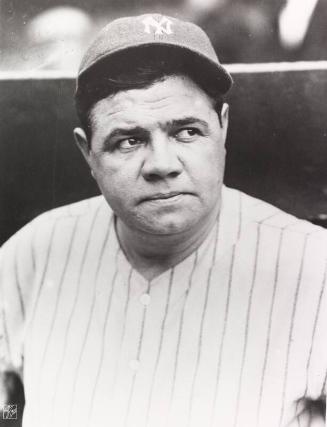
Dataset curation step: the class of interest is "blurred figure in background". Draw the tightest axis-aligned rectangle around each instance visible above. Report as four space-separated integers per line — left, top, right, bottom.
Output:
278 0 319 50
278 0 327 60
186 0 327 63
21 6 94 72
191 0 276 63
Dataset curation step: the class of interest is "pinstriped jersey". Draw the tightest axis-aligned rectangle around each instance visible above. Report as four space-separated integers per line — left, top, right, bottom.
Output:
1 186 327 427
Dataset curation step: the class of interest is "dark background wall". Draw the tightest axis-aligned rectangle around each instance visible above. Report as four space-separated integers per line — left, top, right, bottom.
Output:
1 64 327 245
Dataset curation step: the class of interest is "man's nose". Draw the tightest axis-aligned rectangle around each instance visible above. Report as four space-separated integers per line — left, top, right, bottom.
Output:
141 135 183 181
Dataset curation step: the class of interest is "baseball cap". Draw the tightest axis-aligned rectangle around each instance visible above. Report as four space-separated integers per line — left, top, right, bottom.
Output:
76 13 233 94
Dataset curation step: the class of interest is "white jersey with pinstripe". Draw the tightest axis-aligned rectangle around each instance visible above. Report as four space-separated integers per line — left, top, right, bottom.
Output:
1 186 327 427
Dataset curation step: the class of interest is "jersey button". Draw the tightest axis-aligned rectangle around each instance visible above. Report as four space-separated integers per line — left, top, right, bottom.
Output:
129 359 140 371
139 293 151 306
46 279 55 289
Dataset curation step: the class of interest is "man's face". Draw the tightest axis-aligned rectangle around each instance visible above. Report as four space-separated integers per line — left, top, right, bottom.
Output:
75 75 228 235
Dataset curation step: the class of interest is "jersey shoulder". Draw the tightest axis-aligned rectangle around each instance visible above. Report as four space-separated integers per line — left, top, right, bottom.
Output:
31 194 107 222
223 185 327 238
0 195 112 257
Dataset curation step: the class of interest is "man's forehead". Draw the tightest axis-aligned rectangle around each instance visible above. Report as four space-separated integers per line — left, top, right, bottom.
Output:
91 75 215 119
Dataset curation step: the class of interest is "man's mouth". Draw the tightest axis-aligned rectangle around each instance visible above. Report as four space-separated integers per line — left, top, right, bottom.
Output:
140 191 192 203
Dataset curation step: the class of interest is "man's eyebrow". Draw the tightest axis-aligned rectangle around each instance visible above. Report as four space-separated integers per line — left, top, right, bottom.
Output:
102 126 147 149
168 117 209 131
108 126 147 139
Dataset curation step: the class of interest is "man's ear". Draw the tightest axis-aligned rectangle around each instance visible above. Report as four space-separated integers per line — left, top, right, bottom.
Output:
221 103 229 128
73 127 91 164
221 103 229 145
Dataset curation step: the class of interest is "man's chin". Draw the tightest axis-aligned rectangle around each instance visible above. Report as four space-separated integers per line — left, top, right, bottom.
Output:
134 213 201 236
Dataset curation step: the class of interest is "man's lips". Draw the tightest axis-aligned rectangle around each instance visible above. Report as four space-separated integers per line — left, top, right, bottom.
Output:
139 191 193 203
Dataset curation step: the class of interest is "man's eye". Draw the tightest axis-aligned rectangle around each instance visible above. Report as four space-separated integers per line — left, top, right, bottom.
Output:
118 138 143 151
175 128 200 142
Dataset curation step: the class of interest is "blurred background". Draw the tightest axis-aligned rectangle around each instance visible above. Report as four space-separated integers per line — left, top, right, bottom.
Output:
0 0 327 72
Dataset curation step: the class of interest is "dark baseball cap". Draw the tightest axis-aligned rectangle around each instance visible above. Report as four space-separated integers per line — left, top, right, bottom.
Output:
76 13 233 94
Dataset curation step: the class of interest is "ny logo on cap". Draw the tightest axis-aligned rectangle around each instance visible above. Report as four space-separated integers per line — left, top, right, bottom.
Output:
142 16 173 36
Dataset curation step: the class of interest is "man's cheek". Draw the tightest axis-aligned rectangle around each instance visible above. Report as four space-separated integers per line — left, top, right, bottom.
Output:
94 163 119 183
204 149 225 173
101 175 135 204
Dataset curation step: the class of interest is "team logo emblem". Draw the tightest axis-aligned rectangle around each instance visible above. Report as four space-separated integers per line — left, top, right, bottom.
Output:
142 16 173 36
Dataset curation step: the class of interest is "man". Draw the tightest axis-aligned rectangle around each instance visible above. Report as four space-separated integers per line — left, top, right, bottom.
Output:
1 13 327 427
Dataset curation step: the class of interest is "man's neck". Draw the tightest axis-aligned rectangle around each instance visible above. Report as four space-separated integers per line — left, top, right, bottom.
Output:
116 204 220 281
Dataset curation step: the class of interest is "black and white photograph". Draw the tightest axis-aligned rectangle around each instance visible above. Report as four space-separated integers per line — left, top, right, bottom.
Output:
1 0 327 426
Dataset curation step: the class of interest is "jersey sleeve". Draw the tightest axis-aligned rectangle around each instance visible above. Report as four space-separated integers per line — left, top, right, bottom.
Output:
0 222 36 377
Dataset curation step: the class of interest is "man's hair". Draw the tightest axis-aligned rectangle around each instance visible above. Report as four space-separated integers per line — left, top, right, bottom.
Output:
75 46 225 143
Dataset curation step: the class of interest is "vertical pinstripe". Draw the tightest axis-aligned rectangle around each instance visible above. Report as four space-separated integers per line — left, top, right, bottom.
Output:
144 268 175 426
233 223 261 427
303 257 327 394
27 219 59 334
122 267 134 339
256 228 285 425
210 193 243 423
278 234 309 426
0 304 11 362
86 249 120 426
14 244 25 319
112 265 134 392
124 277 154 427
49 204 102 423
67 216 114 427
187 219 220 426
30 230 36 273
167 251 198 411
321 370 327 395
1 254 10 361
38 217 79 377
